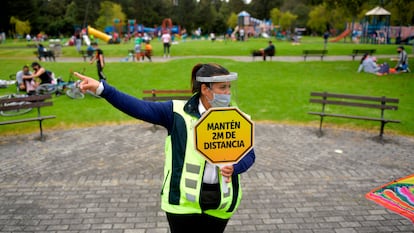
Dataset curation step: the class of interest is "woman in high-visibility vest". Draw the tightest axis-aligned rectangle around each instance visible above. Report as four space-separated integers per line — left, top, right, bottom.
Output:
74 63 255 233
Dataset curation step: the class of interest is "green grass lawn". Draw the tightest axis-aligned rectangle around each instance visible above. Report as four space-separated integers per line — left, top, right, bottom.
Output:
0 37 413 137
0 36 404 57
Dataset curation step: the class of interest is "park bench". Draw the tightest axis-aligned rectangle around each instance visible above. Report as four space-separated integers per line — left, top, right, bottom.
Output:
0 94 56 140
142 89 193 102
251 49 275 61
351 49 376 61
303 50 327 61
79 50 94 62
34 50 55 61
308 91 400 141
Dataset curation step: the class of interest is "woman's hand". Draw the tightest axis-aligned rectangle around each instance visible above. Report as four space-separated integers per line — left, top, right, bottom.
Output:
73 72 100 93
220 165 234 183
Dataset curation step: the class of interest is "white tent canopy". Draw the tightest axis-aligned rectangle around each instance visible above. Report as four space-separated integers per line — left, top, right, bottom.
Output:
365 6 391 16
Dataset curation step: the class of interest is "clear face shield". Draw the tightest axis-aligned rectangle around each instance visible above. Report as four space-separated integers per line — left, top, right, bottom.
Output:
196 72 238 107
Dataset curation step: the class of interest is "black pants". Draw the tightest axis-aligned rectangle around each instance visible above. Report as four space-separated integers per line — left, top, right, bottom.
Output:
166 212 229 233
163 43 170 55
97 63 106 81
166 183 228 233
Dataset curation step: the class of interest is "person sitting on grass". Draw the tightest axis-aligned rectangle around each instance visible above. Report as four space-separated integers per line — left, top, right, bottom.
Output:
23 62 55 88
391 46 410 73
357 54 389 76
16 65 32 92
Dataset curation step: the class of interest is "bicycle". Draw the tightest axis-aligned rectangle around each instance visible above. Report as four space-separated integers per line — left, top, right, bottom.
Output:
35 71 85 99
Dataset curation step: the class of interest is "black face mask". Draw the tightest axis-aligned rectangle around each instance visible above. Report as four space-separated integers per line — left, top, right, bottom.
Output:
398 50 402 53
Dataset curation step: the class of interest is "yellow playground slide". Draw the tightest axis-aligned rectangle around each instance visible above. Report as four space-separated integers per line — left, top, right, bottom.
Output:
88 26 111 43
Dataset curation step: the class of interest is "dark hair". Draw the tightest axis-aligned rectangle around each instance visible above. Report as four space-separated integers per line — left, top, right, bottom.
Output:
91 42 98 46
360 53 369 64
398 46 405 50
191 63 230 93
31 62 40 68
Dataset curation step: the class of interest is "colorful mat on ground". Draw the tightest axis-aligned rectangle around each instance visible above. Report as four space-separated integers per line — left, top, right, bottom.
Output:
366 174 414 223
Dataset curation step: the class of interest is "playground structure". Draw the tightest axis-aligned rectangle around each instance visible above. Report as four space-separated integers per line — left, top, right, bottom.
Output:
330 6 414 44
88 26 111 43
361 6 391 44
330 29 351 42
232 11 273 40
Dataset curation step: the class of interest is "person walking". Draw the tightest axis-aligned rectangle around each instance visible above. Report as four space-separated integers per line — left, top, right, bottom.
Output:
74 29 82 52
90 42 106 81
323 31 329 49
161 30 172 58
74 63 255 233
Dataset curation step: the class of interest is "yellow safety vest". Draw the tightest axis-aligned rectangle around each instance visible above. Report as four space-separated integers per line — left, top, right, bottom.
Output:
160 100 242 219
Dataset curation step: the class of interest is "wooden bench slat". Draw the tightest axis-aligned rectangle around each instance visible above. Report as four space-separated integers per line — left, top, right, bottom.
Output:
309 99 398 110
0 94 54 111
0 116 56 125
310 92 399 103
0 94 52 103
0 101 53 111
308 112 400 123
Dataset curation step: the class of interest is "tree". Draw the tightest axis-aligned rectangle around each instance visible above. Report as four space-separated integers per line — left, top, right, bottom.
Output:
9 16 31 37
307 4 329 34
227 12 238 29
385 0 414 26
195 0 217 34
250 0 283 20
279 11 298 32
95 1 126 31
227 0 247 17
270 8 282 27
170 0 197 32
307 3 348 35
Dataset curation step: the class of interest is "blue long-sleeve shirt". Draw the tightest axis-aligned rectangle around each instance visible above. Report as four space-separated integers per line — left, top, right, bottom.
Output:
100 82 255 175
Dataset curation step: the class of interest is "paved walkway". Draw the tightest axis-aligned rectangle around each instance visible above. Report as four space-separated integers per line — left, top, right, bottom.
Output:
37 54 400 63
0 122 413 233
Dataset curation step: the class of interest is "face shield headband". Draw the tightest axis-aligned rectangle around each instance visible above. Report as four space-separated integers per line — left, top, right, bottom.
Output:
195 72 238 82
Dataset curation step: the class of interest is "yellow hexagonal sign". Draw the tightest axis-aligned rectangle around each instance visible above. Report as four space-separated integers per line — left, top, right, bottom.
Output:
194 107 254 164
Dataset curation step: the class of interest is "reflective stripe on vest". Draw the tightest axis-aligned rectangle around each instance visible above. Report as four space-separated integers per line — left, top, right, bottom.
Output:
160 100 242 219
